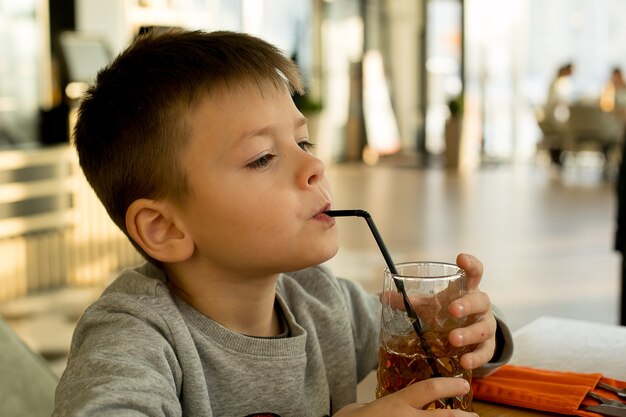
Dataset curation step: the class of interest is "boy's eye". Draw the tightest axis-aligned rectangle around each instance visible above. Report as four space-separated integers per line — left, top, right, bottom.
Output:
247 153 276 170
298 140 316 153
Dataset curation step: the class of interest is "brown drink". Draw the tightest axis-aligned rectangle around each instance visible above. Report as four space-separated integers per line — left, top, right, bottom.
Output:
375 332 472 410
376 262 473 410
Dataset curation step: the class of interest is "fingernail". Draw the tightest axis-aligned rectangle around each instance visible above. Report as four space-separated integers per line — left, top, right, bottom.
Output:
455 303 465 315
462 379 470 393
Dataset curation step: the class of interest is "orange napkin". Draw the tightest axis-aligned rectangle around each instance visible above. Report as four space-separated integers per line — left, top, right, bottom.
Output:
471 365 626 417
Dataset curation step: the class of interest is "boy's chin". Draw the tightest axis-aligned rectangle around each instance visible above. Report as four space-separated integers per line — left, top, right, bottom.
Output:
315 245 340 266
291 244 340 270
314 249 339 266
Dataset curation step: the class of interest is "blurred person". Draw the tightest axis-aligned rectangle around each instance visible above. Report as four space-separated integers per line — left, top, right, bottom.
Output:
600 67 626 117
615 117 626 326
545 62 575 119
613 67 626 325
542 63 575 165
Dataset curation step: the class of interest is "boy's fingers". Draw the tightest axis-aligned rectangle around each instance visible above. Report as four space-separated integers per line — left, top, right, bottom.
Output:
449 291 491 318
455 253 483 290
340 379 477 417
449 311 497 346
449 314 498 369
392 377 471 409
460 336 497 370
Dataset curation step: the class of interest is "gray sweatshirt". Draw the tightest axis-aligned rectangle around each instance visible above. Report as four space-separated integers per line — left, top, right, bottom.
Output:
53 263 512 417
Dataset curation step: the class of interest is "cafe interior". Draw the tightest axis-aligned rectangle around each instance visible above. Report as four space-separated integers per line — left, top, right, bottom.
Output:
1 0 625 416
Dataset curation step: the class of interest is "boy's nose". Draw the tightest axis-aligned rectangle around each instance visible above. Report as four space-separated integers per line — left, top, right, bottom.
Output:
296 152 325 188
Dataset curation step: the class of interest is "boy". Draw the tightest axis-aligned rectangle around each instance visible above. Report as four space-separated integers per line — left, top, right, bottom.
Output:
53 28 512 416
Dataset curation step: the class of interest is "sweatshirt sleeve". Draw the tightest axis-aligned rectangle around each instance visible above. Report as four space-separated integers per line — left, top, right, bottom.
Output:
52 297 183 417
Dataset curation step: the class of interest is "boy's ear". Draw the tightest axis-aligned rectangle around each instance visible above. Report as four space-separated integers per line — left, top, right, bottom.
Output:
126 199 194 263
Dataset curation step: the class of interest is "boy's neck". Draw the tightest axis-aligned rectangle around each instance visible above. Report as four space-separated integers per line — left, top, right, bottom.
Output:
166 266 283 337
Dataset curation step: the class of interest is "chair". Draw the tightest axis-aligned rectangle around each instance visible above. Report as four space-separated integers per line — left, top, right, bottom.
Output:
0 318 58 417
536 102 625 171
564 103 624 153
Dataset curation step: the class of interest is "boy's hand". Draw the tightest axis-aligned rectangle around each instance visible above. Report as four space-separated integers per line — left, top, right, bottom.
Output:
448 253 497 370
334 378 477 417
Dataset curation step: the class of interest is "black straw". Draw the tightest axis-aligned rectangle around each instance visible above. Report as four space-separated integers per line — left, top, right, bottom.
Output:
325 210 398 275
325 209 442 378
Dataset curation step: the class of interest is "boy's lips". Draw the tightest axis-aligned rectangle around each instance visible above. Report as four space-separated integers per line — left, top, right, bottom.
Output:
313 203 335 225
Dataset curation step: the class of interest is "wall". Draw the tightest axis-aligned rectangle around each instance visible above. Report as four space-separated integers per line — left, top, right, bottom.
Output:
0 145 142 301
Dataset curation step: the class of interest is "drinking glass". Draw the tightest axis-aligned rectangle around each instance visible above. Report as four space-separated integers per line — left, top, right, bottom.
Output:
375 261 473 410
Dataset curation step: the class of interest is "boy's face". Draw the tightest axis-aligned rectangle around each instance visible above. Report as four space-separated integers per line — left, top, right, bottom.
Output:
175 83 339 277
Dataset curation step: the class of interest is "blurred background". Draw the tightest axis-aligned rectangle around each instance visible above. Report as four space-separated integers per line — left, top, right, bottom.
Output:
0 0 624 382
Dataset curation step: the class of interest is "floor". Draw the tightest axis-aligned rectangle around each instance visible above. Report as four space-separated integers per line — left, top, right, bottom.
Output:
1 157 622 378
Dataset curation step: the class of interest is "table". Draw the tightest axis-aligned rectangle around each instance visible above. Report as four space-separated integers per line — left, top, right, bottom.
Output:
357 316 626 416
474 400 558 417
478 316 625 416
508 316 626 380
